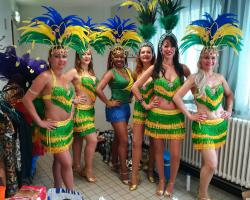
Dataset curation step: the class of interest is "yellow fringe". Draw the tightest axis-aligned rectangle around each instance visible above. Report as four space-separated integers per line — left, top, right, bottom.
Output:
74 124 95 132
74 116 94 123
46 139 73 154
52 96 73 106
133 119 145 125
192 131 227 139
145 130 185 140
154 85 175 98
150 108 182 115
146 121 184 129
193 141 226 150
200 93 223 107
54 118 72 126
198 118 224 125
75 104 94 110
40 130 73 142
133 110 146 118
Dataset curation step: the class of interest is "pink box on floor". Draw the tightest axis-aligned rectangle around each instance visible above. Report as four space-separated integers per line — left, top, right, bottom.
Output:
9 186 46 200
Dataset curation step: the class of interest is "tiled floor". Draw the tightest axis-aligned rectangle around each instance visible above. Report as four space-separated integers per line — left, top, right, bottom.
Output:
33 152 241 200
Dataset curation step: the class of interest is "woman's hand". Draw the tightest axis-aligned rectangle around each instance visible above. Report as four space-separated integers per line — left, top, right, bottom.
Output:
188 112 208 122
74 95 87 104
106 100 121 108
220 110 232 119
143 98 159 110
38 120 57 130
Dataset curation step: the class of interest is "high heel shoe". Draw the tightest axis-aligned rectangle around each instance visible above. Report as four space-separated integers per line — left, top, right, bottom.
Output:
120 172 129 185
129 174 140 191
197 196 212 200
79 169 97 183
156 180 165 196
164 190 173 198
147 175 155 183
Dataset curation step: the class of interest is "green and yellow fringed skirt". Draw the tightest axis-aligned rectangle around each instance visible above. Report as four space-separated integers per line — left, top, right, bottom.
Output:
192 118 228 150
133 101 147 125
40 118 73 154
73 104 96 136
145 108 185 139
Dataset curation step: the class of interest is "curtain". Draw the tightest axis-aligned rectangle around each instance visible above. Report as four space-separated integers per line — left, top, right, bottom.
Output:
219 0 250 118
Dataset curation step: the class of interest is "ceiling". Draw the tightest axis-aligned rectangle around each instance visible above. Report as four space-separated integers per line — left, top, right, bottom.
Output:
16 0 121 7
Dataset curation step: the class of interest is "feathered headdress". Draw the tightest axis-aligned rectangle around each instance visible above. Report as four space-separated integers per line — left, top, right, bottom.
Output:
0 46 48 91
18 6 90 56
99 15 142 54
158 0 184 48
119 0 158 43
180 12 243 54
77 16 109 55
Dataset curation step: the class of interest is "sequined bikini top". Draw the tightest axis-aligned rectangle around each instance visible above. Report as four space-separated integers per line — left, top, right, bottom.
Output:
109 68 134 103
154 76 182 101
78 75 98 102
42 70 74 113
195 84 224 111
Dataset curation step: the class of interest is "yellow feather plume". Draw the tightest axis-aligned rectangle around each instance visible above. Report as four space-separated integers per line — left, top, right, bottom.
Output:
121 31 142 43
149 0 158 11
18 21 55 41
120 1 144 12
187 25 209 42
211 24 243 44
61 26 90 42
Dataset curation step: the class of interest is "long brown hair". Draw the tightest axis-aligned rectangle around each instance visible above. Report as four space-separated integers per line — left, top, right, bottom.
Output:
134 45 155 79
75 51 95 76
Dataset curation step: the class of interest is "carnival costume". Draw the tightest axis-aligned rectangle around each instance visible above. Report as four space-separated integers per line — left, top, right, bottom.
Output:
120 0 158 125
142 0 185 139
180 13 243 149
74 76 98 136
100 16 141 122
18 6 90 153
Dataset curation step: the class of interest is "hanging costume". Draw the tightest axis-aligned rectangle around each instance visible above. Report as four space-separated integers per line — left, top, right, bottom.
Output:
180 12 243 149
18 6 90 153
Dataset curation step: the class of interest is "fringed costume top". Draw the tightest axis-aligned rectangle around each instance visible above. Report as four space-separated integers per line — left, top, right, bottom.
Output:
42 70 74 113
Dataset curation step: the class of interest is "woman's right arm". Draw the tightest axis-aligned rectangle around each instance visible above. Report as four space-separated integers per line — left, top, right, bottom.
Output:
131 65 158 110
173 75 207 121
22 73 56 129
96 70 119 107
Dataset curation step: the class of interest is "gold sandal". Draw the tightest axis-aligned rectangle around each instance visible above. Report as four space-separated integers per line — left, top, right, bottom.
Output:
79 169 97 183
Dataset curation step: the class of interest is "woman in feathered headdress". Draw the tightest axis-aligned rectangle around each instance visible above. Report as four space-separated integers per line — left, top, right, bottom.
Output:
96 15 141 185
65 17 104 183
20 6 90 189
132 0 190 197
174 13 242 200
120 0 158 191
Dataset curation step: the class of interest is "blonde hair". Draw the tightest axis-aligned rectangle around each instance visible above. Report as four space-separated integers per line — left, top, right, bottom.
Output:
195 47 218 96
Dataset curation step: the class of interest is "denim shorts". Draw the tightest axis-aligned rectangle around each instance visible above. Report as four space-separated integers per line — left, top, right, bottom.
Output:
105 103 131 123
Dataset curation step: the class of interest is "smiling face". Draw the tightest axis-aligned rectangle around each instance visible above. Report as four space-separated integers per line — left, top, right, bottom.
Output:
161 39 176 59
139 46 153 65
48 47 68 70
112 48 126 68
199 49 217 71
80 49 92 66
